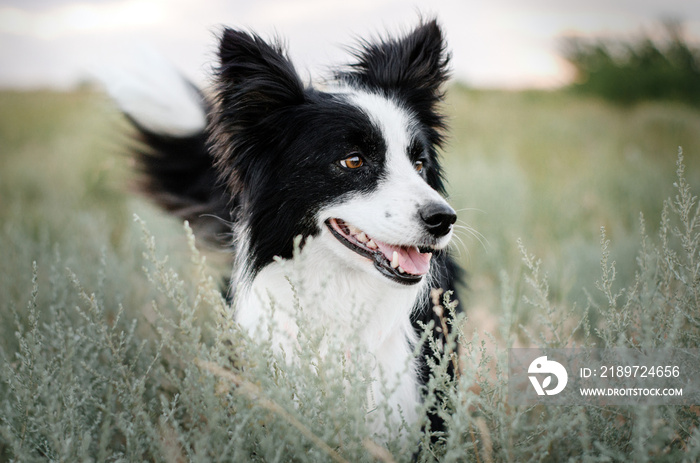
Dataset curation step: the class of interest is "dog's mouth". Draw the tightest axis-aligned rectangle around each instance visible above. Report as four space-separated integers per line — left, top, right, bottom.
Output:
325 218 432 285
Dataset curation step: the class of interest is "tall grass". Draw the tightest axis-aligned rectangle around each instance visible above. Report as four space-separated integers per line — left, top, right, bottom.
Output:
445 86 700 328
1 87 699 460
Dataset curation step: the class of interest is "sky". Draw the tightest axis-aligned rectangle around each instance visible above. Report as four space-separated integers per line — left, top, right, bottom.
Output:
0 0 699 90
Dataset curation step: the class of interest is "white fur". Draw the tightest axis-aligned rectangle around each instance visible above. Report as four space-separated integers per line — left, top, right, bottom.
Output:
235 236 424 436
96 49 206 137
324 90 453 250
233 88 454 437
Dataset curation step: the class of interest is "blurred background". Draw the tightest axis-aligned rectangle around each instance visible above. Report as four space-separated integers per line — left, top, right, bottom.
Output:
2 0 700 340
1 0 699 90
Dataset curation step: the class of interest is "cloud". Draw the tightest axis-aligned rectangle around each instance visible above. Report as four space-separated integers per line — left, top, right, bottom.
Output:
0 1 166 39
0 0 699 89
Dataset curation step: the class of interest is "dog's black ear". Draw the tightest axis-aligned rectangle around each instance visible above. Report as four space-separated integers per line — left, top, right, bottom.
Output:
210 29 306 193
340 19 450 140
341 20 450 193
214 28 305 119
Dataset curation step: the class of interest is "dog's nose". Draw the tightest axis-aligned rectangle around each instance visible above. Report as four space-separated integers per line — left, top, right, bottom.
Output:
420 202 457 237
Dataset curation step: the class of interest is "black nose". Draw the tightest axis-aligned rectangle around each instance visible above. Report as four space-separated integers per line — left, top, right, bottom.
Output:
420 202 457 238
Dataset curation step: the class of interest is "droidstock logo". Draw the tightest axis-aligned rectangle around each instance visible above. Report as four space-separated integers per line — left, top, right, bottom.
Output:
528 356 568 396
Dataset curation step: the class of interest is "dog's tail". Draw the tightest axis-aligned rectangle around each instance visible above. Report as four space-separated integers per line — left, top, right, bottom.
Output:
99 52 234 246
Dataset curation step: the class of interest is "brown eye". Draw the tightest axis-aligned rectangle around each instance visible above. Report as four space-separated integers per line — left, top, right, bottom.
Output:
414 160 424 173
340 154 364 169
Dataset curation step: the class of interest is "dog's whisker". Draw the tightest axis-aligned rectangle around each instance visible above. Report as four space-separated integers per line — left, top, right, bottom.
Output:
448 233 469 261
463 228 489 252
200 213 234 228
453 222 489 252
453 206 486 215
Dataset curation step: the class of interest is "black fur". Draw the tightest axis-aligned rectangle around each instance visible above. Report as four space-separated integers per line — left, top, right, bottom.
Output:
131 107 234 245
210 32 389 279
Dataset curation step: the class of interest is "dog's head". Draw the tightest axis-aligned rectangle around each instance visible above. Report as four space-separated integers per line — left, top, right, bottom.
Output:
209 20 455 286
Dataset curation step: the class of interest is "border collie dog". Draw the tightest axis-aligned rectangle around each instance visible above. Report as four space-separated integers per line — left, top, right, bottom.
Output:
109 19 461 435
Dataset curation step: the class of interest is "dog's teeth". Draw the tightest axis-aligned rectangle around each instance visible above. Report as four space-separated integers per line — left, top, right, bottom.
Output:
348 224 361 235
356 232 368 243
367 240 378 249
398 266 405 274
391 251 399 269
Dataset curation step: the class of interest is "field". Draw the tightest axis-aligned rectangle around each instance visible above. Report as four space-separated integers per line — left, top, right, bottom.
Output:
443 86 700 333
1 87 700 461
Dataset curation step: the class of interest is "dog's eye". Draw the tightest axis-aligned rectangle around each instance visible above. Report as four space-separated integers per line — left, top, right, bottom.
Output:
339 154 364 170
414 160 424 173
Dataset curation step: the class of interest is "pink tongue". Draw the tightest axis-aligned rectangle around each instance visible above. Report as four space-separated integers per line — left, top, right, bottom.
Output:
375 241 432 275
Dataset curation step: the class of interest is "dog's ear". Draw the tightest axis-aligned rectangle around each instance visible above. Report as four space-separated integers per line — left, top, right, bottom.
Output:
210 29 306 193
341 20 450 193
341 19 450 139
214 28 305 119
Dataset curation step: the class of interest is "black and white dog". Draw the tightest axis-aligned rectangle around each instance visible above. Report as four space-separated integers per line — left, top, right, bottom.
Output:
107 19 462 436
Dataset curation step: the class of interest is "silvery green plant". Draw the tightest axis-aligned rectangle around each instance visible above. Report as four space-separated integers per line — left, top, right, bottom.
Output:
2 151 700 462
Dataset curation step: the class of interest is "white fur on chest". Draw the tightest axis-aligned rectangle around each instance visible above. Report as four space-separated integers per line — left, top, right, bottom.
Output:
234 236 426 434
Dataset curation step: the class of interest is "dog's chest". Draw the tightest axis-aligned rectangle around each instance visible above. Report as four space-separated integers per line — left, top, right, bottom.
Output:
234 252 424 432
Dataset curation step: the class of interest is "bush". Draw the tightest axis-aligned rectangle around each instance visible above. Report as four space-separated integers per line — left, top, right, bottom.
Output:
1 150 699 461
562 21 700 106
